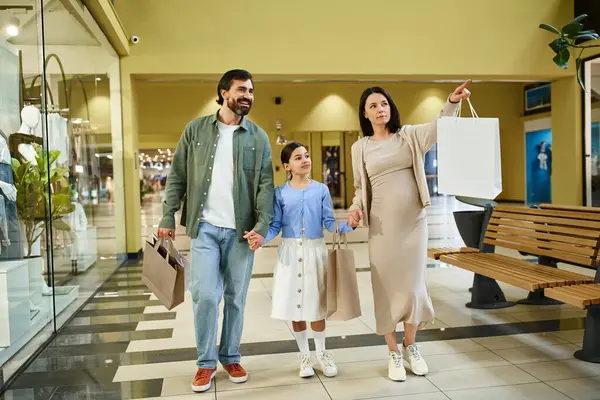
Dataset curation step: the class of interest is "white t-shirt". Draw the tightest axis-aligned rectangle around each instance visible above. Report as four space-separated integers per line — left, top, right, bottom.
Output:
201 120 238 229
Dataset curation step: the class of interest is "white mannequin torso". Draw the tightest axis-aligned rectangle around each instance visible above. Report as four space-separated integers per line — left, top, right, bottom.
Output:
15 105 41 165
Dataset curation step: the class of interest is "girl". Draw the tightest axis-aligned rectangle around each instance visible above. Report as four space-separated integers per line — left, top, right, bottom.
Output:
259 142 357 378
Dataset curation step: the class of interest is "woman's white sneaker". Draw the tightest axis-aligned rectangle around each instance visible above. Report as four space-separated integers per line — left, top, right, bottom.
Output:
403 343 428 376
298 353 315 378
388 351 406 381
316 350 338 377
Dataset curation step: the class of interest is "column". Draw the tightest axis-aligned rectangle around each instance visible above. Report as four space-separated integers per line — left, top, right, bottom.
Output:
551 76 583 206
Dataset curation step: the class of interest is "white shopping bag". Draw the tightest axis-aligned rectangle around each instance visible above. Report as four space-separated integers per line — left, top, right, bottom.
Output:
437 99 502 200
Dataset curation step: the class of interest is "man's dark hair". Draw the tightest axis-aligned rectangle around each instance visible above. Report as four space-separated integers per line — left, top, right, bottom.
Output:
216 69 253 105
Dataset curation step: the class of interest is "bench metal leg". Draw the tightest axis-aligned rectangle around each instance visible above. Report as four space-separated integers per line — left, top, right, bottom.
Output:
574 305 600 363
466 273 516 309
517 289 563 306
517 256 563 306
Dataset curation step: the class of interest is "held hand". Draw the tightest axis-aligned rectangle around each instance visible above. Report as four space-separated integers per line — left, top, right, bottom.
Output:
449 80 472 103
347 210 363 228
157 227 176 241
244 230 265 251
0 181 16 202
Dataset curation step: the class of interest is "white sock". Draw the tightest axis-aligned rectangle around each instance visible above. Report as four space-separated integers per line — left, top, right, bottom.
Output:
294 330 310 354
313 330 326 353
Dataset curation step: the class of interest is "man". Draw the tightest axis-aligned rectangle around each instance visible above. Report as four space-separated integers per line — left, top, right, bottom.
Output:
157 69 274 393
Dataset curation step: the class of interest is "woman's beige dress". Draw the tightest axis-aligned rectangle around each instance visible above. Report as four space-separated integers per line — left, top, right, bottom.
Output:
364 135 434 335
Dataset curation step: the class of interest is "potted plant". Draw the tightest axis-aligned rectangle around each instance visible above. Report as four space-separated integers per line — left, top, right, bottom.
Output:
539 14 600 90
11 144 75 305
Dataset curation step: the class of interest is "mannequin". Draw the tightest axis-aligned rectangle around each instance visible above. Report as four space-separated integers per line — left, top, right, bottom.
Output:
9 106 50 305
0 128 21 260
9 105 43 164
106 176 113 202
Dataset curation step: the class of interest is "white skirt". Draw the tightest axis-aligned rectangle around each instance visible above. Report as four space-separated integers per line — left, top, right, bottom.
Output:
271 237 328 322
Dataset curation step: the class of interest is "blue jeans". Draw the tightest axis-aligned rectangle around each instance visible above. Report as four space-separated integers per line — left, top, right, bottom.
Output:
190 222 254 369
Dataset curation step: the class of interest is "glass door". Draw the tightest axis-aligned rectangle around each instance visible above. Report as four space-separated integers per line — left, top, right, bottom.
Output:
584 56 600 206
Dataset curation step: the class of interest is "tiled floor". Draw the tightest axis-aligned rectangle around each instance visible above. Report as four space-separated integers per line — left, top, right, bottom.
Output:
2 196 600 399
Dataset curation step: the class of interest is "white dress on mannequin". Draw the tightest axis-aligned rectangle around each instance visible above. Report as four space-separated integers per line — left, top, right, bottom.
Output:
10 106 53 302
48 113 69 166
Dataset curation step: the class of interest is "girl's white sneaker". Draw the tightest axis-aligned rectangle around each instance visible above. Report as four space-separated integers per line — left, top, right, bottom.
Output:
298 353 315 378
316 350 338 377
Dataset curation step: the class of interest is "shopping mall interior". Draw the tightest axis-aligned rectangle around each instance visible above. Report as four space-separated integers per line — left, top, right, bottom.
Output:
1 0 600 399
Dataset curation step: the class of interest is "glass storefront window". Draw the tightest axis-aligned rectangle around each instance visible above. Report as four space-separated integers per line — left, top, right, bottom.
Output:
0 0 126 386
583 56 600 206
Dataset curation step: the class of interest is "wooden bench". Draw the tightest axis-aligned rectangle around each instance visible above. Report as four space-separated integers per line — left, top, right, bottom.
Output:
430 204 600 363
533 204 600 363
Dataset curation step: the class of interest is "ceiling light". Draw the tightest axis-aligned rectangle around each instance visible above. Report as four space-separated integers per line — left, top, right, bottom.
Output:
4 15 19 38
5 24 18 37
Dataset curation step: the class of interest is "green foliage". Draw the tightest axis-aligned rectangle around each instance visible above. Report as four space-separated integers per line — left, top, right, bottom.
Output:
539 14 600 91
11 144 75 257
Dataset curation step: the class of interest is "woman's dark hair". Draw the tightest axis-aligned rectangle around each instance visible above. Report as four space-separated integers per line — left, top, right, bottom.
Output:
216 69 253 105
280 142 307 179
358 86 401 136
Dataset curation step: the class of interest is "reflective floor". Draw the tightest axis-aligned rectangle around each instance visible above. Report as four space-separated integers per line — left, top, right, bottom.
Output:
2 195 599 399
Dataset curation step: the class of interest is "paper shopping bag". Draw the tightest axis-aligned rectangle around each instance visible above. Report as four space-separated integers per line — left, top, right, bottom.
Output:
437 99 502 200
141 235 187 310
326 226 361 321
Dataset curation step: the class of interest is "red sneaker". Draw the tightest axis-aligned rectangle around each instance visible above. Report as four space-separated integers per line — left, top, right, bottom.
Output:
191 368 216 392
223 363 248 383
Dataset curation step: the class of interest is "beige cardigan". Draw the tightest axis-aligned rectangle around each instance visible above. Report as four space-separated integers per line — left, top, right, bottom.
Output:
349 99 459 227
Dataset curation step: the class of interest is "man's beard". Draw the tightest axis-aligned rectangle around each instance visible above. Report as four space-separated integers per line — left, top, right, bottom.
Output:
227 97 252 116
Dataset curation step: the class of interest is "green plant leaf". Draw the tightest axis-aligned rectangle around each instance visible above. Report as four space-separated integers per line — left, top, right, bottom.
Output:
562 22 584 36
573 29 597 36
550 38 570 54
540 23 561 34
553 48 571 68
51 219 71 231
570 14 588 25
576 57 585 91
48 150 60 165
574 33 600 42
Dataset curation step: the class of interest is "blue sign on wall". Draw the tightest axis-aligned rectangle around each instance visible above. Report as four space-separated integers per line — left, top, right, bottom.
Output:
526 129 552 205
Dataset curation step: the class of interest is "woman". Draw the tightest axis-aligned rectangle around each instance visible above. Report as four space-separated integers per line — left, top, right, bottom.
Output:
347 81 471 382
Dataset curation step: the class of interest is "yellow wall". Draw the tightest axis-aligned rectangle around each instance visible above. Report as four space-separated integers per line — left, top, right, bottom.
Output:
135 81 525 201
115 0 573 80
552 76 583 205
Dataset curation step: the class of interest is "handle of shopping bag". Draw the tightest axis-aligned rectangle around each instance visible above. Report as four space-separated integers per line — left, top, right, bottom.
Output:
154 237 171 260
454 98 479 119
331 222 348 250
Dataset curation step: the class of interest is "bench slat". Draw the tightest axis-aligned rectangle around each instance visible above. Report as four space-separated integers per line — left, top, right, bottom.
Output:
484 254 591 285
440 254 538 291
485 231 597 257
493 211 600 230
488 218 600 239
439 253 594 291
487 224 599 247
427 247 479 260
456 253 590 288
495 205 600 222
545 284 600 309
540 204 600 214
483 238 595 267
